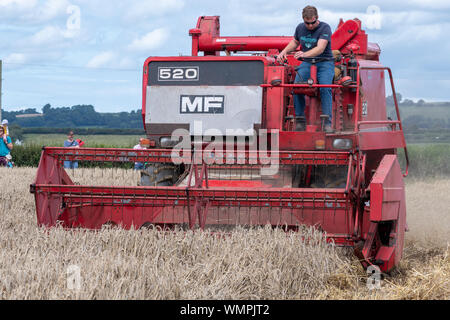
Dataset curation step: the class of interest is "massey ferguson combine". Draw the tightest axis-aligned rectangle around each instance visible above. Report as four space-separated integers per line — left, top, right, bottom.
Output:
31 16 409 272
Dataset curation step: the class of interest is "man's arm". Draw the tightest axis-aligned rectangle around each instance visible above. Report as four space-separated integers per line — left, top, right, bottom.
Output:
277 39 300 63
294 39 328 59
4 136 13 150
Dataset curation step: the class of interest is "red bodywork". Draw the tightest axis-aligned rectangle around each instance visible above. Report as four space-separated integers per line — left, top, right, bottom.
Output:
31 16 408 272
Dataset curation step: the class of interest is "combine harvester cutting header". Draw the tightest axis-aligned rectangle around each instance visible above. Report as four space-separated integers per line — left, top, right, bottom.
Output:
31 16 409 272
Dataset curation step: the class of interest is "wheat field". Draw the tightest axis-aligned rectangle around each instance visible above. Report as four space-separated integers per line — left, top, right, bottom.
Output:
0 167 448 300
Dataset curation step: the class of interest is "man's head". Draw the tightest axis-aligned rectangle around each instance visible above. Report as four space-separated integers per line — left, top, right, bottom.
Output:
68 131 74 141
302 5 319 31
1 119 8 126
0 127 4 136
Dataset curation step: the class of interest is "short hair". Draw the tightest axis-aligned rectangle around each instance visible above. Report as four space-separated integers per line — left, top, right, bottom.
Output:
302 5 318 19
68 131 74 136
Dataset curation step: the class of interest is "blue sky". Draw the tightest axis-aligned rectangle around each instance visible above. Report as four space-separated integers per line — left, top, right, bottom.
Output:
1 0 450 113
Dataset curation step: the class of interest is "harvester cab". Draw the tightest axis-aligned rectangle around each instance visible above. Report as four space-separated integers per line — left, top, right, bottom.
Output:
31 16 409 272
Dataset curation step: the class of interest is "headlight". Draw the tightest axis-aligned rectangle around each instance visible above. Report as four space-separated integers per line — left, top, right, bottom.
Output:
333 139 353 150
160 137 179 148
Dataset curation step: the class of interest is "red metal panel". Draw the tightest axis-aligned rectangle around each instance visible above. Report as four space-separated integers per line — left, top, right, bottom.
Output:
375 246 396 272
279 132 325 150
369 154 406 266
331 19 359 51
39 147 351 166
358 61 386 125
34 183 352 233
265 66 285 130
359 131 406 151
59 205 354 240
198 36 293 53
33 149 73 227
370 155 405 221
190 16 368 56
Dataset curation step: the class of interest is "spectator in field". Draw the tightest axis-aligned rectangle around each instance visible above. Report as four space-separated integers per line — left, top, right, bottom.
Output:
63 131 80 169
1 119 9 136
133 138 148 170
0 126 13 167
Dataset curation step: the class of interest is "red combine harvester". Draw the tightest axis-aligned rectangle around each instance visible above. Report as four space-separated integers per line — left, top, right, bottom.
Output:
31 16 409 272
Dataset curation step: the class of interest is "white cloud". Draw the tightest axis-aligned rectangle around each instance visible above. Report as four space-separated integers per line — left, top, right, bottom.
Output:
29 25 64 45
238 12 298 28
124 0 184 21
34 0 71 21
117 57 137 69
127 28 169 52
0 0 37 9
409 0 450 10
86 51 116 68
13 23 81 51
4 52 28 64
3 0 450 112
0 0 71 24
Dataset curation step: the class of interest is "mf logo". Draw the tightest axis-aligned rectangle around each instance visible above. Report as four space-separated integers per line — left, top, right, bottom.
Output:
180 95 225 114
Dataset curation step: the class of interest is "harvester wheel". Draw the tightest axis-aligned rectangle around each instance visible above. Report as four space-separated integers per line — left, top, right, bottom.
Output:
319 165 347 188
297 165 347 188
140 163 184 186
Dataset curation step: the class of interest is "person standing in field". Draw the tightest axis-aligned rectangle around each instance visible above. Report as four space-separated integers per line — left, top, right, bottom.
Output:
0 126 13 167
63 131 80 169
133 138 149 170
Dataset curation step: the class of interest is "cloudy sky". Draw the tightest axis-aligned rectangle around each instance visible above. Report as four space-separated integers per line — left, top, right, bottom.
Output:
1 0 450 112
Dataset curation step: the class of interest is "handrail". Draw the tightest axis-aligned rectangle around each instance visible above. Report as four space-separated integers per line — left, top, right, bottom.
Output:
356 66 409 177
260 83 357 89
357 120 401 130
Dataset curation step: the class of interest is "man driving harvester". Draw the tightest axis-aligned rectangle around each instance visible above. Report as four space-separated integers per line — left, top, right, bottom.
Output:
277 5 335 132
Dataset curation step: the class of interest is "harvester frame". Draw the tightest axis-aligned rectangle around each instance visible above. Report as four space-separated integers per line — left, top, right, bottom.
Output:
31 16 409 272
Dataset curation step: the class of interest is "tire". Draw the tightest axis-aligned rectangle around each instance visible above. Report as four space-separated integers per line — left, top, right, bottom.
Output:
311 165 347 188
140 162 184 186
293 165 347 188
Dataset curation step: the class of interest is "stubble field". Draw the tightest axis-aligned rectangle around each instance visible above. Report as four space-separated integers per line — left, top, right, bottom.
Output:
0 167 448 300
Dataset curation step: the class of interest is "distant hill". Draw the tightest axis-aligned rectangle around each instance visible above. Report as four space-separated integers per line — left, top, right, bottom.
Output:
386 94 450 130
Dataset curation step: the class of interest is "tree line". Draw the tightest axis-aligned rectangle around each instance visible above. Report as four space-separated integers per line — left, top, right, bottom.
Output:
385 93 450 130
3 104 143 129
3 96 450 135
386 93 450 107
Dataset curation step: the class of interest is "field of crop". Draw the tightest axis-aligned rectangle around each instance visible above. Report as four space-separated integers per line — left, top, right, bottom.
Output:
0 167 448 300
398 106 450 121
22 134 142 148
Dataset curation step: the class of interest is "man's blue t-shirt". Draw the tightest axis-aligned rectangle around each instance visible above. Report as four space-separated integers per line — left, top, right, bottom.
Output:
64 140 79 148
0 136 12 156
294 21 333 61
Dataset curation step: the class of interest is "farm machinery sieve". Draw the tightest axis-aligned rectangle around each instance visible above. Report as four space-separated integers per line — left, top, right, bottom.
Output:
31 16 409 272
